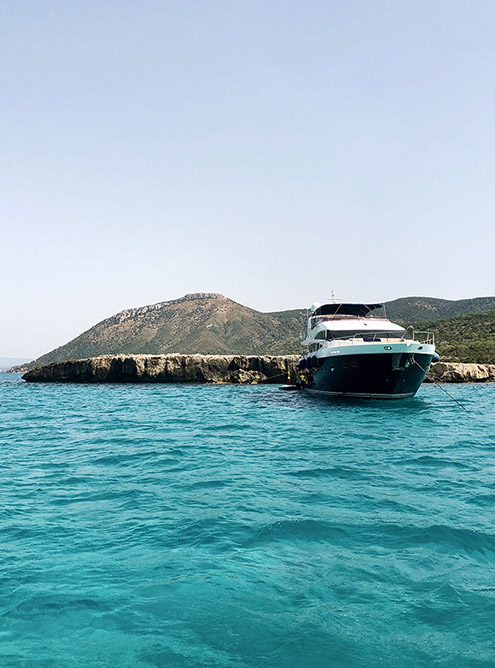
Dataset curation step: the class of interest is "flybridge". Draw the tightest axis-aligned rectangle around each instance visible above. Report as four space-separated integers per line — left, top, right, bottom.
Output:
312 303 383 317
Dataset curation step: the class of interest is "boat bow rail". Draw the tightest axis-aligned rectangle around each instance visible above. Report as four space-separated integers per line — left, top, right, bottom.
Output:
405 327 435 345
304 333 434 354
329 329 435 346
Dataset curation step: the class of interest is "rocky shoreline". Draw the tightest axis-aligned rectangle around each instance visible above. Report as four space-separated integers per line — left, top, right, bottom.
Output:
424 361 495 383
20 354 495 384
22 354 299 384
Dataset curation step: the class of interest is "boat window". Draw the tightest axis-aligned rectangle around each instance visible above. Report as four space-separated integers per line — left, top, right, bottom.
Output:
315 331 326 340
326 329 408 340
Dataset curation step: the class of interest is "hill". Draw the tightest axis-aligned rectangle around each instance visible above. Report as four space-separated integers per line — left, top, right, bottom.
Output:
0 357 33 371
33 294 305 366
28 293 495 367
384 296 495 323
412 311 495 363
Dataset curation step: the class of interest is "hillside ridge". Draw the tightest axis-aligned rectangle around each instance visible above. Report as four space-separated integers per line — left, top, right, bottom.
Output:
25 293 495 367
385 295 495 322
118 292 226 319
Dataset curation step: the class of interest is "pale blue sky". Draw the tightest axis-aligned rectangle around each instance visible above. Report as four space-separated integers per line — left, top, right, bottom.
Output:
1 1 494 358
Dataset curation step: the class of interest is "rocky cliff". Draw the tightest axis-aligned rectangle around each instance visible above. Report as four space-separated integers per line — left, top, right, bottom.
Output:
22 354 299 384
425 362 495 383
22 356 495 385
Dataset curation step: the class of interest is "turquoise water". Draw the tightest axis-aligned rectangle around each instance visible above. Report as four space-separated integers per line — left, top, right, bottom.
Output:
1 373 495 667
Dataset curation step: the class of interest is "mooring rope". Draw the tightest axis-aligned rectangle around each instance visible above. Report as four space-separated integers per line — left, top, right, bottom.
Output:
412 358 467 411
261 370 292 383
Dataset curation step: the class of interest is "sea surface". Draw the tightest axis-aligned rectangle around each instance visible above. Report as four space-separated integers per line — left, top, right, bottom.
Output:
1 373 495 667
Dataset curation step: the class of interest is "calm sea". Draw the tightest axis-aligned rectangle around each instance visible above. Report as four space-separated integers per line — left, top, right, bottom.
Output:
1 373 495 667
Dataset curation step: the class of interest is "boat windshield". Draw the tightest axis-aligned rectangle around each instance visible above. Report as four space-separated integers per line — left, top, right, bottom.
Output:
326 329 409 340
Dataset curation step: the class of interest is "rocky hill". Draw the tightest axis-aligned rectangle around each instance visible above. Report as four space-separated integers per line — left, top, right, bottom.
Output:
27 293 495 367
32 294 305 366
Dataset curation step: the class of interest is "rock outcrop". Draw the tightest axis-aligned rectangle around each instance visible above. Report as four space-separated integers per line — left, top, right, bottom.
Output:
22 354 299 384
425 362 495 383
22 356 495 385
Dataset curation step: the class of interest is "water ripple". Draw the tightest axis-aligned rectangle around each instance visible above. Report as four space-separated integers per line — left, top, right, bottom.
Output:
1 373 495 666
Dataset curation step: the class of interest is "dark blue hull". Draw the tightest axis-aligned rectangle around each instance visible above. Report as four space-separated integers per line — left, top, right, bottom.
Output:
303 352 434 398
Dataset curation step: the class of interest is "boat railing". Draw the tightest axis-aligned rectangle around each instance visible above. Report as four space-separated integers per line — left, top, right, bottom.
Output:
326 330 435 345
348 332 406 344
406 327 435 345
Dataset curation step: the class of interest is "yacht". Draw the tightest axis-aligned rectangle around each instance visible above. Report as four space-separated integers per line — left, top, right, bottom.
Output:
295 301 436 399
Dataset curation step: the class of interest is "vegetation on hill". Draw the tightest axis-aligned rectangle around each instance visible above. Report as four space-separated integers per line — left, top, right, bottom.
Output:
412 311 495 363
32 294 304 366
26 294 495 367
385 296 495 323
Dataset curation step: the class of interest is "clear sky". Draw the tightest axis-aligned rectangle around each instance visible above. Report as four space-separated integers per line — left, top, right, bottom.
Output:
2 0 494 358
